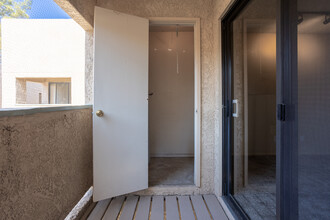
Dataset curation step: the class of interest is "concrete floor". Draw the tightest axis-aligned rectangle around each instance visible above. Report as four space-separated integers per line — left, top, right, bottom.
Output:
298 155 330 220
148 157 194 186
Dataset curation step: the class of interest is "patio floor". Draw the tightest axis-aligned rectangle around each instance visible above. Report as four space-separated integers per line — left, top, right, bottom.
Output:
84 194 228 220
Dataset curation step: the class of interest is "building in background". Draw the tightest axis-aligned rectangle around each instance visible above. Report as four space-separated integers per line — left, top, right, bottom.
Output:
0 51 2 108
1 19 85 108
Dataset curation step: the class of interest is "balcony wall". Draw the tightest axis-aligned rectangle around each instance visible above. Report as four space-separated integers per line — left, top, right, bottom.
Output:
0 107 93 219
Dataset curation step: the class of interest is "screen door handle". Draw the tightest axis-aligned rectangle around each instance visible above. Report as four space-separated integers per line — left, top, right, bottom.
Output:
232 99 238 118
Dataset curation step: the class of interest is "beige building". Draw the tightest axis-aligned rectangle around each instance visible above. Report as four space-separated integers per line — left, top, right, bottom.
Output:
1 19 85 108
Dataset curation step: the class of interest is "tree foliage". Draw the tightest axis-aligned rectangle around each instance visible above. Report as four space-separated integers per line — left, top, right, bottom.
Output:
0 0 32 18
0 0 32 49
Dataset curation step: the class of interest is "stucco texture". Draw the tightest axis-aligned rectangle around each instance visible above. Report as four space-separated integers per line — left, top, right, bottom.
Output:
54 0 96 31
85 31 94 105
0 109 93 220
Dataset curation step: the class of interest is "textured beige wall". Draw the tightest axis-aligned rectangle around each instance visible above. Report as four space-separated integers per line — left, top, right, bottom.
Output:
54 0 96 31
0 108 93 220
16 79 27 104
0 53 2 108
85 31 94 105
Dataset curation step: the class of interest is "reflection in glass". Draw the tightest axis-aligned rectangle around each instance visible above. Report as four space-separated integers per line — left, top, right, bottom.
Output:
297 2 330 218
230 0 277 219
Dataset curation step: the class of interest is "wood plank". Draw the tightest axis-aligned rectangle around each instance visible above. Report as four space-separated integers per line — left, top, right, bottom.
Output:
177 196 195 220
87 199 111 220
203 195 228 220
102 196 125 220
119 196 139 220
190 195 211 220
135 196 151 220
165 196 180 220
150 196 164 220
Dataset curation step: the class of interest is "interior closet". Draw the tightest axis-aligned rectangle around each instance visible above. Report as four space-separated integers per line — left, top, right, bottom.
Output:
148 25 195 186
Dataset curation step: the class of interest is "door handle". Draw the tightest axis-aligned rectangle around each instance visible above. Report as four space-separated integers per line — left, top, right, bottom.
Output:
96 110 104 117
232 99 238 118
148 92 154 101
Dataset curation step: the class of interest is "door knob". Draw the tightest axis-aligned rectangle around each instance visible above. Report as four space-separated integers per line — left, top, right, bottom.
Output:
96 110 104 117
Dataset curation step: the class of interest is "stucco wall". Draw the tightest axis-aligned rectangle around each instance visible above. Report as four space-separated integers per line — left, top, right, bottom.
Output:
54 0 96 31
85 31 94 105
0 52 2 108
0 108 93 220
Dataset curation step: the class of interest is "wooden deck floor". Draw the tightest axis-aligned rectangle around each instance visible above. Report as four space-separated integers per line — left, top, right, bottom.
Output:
85 195 228 220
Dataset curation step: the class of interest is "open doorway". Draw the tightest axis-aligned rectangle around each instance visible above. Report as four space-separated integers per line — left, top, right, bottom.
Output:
148 22 200 186
93 8 202 200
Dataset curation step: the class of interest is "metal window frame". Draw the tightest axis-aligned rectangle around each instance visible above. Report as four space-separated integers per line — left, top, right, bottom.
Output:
221 0 251 219
276 0 298 219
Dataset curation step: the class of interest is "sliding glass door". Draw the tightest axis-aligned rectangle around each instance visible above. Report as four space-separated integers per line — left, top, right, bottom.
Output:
222 0 330 219
222 0 277 219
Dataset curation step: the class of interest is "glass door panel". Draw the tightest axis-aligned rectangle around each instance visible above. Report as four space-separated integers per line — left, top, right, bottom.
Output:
297 0 330 219
230 0 277 219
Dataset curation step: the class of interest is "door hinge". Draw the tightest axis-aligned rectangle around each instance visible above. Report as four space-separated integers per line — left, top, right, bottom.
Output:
277 104 286 121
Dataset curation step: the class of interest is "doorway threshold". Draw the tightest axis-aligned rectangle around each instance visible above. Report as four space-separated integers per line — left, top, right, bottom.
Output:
131 185 200 196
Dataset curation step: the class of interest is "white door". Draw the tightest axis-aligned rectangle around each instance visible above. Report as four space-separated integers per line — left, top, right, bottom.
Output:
93 6 149 202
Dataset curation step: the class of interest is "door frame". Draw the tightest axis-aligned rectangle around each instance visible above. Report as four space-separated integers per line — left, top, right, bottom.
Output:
149 17 201 187
221 0 251 218
276 0 298 218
